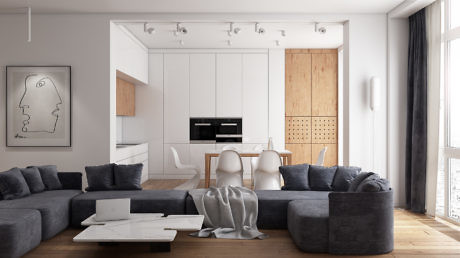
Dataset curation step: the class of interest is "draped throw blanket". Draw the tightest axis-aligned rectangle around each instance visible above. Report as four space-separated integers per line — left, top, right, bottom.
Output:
189 186 268 239
406 8 428 213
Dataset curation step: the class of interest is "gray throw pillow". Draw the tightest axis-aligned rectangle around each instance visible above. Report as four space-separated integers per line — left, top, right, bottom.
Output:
85 163 115 191
308 165 337 191
28 165 62 190
332 166 361 191
20 167 45 193
279 164 310 190
356 174 391 192
0 167 31 200
114 163 143 190
347 172 375 192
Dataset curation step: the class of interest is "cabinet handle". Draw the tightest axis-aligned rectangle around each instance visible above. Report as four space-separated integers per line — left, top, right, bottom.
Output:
220 123 238 126
194 123 212 126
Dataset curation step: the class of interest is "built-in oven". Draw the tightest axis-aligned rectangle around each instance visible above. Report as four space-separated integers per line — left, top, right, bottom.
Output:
190 118 216 143
190 118 242 143
214 118 242 143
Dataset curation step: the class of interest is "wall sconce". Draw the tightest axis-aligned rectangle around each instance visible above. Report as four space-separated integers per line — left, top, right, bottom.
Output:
370 76 381 111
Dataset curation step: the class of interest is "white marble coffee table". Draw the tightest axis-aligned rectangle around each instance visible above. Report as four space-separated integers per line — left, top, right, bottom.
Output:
73 213 204 252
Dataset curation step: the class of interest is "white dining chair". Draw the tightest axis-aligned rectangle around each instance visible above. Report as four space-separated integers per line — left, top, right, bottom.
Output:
216 150 244 188
254 150 282 190
222 145 239 151
315 147 328 166
250 144 265 186
170 147 201 190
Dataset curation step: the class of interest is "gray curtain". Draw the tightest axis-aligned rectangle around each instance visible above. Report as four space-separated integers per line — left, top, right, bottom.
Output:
406 8 427 213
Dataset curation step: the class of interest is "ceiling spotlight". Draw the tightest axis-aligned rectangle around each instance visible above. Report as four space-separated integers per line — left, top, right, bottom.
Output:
227 23 242 37
255 23 265 34
143 22 155 34
276 40 281 46
175 23 188 36
179 40 185 45
314 23 326 34
280 30 286 37
227 40 232 46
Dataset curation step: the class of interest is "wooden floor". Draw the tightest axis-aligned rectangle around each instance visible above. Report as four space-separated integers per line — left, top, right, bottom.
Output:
24 180 460 258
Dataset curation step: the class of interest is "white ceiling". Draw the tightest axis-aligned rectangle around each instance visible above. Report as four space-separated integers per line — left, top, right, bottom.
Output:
0 0 405 14
120 22 344 49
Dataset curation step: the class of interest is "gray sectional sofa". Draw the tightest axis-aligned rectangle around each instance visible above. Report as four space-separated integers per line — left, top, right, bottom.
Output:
0 169 394 257
0 172 82 258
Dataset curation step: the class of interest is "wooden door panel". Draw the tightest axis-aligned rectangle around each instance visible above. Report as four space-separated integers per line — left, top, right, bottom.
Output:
286 144 311 165
285 116 311 144
311 53 338 116
285 53 311 116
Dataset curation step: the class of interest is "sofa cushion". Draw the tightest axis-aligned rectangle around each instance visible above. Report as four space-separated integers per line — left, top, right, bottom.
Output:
114 164 143 190
288 200 329 253
255 190 330 229
332 166 361 192
85 164 115 191
29 165 62 190
20 167 45 193
279 164 310 190
71 190 188 227
0 190 82 240
309 165 337 191
0 209 42 258
348 172 375 192
356 174 391 192
0 167 31 200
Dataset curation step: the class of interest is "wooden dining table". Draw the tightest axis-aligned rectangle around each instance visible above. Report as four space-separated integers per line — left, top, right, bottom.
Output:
204 149 292 188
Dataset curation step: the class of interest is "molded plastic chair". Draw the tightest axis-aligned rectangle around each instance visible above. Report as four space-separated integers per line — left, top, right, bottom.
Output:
171 147 201 190
250 145 265 186
254 150 282 190
216 150 244 188
222 145 239 151
315 147 328 166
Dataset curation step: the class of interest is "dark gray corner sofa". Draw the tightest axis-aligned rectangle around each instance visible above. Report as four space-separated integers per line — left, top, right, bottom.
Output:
0 165 394 257
0 172 82 258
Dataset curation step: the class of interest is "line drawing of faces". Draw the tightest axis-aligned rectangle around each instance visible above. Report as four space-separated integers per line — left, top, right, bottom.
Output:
18 74 63 134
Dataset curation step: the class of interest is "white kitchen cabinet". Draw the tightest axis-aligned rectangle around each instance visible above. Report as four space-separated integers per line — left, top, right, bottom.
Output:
242 54 269 144
190 54 216 117
216 54 243 117
164 54 190 143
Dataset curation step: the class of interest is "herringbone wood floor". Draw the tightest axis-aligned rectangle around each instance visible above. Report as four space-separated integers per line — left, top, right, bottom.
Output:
24 179 460 258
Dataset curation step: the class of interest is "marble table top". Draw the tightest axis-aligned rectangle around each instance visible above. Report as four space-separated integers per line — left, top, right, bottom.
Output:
73 213 204 243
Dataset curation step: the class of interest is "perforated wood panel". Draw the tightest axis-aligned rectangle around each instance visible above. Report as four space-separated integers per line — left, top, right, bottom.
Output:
285 117 311 144
312 117 337 144
285 49 338 166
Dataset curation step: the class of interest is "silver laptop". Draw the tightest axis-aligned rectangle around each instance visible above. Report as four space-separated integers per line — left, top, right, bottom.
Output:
95 198 131 222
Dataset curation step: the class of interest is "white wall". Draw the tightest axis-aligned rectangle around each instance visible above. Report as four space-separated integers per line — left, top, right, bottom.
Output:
268 49 285 150
0 14 111 180
388 17 409 207
343 15 388 179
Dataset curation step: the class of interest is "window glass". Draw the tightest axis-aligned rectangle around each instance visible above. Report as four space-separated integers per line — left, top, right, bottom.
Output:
449 39 460 147
449 159 460 220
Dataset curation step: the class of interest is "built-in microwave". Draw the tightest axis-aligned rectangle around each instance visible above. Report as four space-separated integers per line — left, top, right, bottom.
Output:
190 118 242 143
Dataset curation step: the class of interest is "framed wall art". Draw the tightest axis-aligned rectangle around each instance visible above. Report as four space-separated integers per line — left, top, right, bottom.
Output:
6 66 71 147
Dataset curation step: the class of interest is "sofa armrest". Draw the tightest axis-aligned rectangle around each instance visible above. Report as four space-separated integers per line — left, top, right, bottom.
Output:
328 191 394 255
58 172 82 190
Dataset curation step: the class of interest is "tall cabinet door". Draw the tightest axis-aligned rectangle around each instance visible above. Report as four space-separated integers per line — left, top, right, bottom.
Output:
164 54 190 143
216 54 243 117
190 54 216 117
243 53 269 143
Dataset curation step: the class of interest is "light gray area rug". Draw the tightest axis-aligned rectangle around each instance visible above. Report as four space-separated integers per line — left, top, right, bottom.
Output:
189 186 268 239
